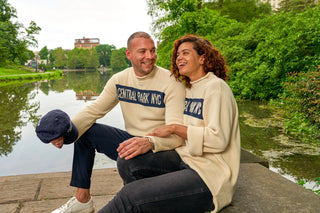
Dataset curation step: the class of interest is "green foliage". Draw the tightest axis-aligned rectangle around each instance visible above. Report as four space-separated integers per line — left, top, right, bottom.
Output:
0 66 32 75
150 2 320 100
156 8 236 68
95 44 116 67
51 48 67 69
209 0 272 23
278 0 317 13
67 48 99 69
110 48 128 71
0 0 40 65
147 1 320 139
274 70 320 139
39 46 49 60
147 0 201 36
215 7 320 100
0 83 38 156
86 48 99 69
298 177 320 195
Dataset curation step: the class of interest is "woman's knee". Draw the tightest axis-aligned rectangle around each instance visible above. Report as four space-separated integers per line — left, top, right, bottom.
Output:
117 156 135 184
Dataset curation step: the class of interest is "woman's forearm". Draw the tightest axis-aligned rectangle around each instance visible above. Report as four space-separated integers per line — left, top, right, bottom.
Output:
170 124 188 140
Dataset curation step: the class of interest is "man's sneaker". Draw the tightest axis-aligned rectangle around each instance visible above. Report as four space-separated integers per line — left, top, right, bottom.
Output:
52 196 94 213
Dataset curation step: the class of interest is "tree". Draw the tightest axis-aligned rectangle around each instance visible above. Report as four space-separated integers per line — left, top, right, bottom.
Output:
39 46 49 60
216 7 320 100
86 48 99 69
155 9 236 68
110 48 128 71
95 44 116 67
147 0 271 38
219 0 271 23
67 48 85 69
278 0 317 13
67 48 99 69
147 0 202 36
0 0 40 65
51 47 67 69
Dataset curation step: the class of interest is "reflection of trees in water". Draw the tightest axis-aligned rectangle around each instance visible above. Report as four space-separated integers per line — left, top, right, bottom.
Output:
0 83 40 156
0 71 111 157
238 100 320 184
66 71 110 93
272 154 320 181
38 71 111 95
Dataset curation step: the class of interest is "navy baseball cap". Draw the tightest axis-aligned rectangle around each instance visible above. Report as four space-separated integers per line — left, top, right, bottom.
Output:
35 109 78 144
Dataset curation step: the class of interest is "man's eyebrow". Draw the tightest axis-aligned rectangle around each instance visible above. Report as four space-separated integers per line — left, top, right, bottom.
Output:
137 47 156 51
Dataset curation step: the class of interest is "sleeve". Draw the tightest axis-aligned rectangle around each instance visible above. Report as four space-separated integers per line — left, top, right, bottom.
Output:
187 82 237 156
151 79 186 152
71 75 119 138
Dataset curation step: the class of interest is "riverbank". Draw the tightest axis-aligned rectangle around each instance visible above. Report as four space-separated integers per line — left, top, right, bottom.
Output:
1 149 319 213
0 66 63 86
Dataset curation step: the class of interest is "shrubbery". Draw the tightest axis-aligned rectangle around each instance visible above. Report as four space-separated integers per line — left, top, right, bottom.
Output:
152 3 320 139
273 69 320 140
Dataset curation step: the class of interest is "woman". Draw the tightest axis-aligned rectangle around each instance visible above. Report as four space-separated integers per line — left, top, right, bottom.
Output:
98 35 240 213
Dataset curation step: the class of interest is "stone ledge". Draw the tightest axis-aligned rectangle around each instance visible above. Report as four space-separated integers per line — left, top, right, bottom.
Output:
1 152 319 212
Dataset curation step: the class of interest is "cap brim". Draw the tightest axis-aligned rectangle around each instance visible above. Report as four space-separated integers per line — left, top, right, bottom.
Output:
62 122 79 144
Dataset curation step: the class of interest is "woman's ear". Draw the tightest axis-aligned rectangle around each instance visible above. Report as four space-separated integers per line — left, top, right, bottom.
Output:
200 54 205 65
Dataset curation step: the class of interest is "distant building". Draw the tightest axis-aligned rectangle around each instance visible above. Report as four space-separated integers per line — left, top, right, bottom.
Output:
25 53 47 69
261 0 318 10
74 37 100 49
261 0 282 10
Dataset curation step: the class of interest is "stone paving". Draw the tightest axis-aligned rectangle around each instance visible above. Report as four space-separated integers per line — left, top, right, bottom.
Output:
1 150 319 213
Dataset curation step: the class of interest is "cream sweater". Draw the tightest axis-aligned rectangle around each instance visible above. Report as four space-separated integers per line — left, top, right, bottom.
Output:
72 66 185 151
176 72 241 213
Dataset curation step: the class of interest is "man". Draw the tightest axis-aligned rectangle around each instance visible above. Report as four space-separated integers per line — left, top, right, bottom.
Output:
50 32 185 213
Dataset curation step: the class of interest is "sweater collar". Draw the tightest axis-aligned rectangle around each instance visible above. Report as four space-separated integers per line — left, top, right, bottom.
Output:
134 65 157 80
190 72 214 85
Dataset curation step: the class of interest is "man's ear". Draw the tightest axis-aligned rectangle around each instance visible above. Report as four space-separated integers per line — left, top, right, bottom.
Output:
125 49 131 60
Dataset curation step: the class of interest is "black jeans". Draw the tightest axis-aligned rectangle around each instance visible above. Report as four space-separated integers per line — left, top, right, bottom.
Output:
70 123 133 189
98 150 215 213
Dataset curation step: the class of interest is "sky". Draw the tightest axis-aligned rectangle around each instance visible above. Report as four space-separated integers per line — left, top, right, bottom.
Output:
8 0 153 51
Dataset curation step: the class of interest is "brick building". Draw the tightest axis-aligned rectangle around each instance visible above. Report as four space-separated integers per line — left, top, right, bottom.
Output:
74 37 100 49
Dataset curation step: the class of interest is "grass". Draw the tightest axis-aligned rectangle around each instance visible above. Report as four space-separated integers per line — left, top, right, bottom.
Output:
0 66 35 75
0 66 63 86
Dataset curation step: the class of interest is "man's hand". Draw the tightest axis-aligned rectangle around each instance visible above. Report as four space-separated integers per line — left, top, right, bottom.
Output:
117 137 152 160
51 136 64 149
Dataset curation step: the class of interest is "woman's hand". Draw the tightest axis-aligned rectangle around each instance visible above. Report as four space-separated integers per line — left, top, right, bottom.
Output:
147 124 188 140
147 125 174 138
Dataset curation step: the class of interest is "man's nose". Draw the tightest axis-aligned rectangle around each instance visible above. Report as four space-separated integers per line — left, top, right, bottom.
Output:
145 51 153 59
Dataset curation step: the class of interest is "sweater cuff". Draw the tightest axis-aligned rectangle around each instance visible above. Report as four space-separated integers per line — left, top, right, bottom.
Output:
187 125 204 156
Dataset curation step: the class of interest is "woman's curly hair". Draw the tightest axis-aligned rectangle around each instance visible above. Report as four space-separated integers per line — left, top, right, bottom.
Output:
171 35 228 88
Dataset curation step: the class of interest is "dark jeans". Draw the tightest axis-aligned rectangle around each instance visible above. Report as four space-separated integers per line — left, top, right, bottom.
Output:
98 150 215 213
70 123 133 189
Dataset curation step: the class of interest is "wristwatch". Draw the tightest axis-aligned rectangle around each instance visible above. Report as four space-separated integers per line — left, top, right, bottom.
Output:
146 137 155 150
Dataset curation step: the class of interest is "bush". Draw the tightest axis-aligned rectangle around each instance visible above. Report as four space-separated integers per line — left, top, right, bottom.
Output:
274 69 320 139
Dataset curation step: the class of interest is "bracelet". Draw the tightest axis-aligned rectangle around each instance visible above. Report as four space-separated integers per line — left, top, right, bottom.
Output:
146 137 155 150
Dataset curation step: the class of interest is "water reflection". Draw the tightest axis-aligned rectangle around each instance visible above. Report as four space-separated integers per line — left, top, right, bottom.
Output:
0 71 120 176
0 83 40 157
238 100 320 187
0 73 319 191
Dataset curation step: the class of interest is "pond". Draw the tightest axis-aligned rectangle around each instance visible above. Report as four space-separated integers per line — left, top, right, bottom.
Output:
0 71 319 191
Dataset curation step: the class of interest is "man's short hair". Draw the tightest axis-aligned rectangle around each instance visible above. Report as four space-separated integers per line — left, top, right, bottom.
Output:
127 31 152 49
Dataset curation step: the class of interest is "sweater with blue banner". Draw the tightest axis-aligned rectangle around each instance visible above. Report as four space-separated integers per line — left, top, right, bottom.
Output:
72 66 185 151
175 72 241 213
